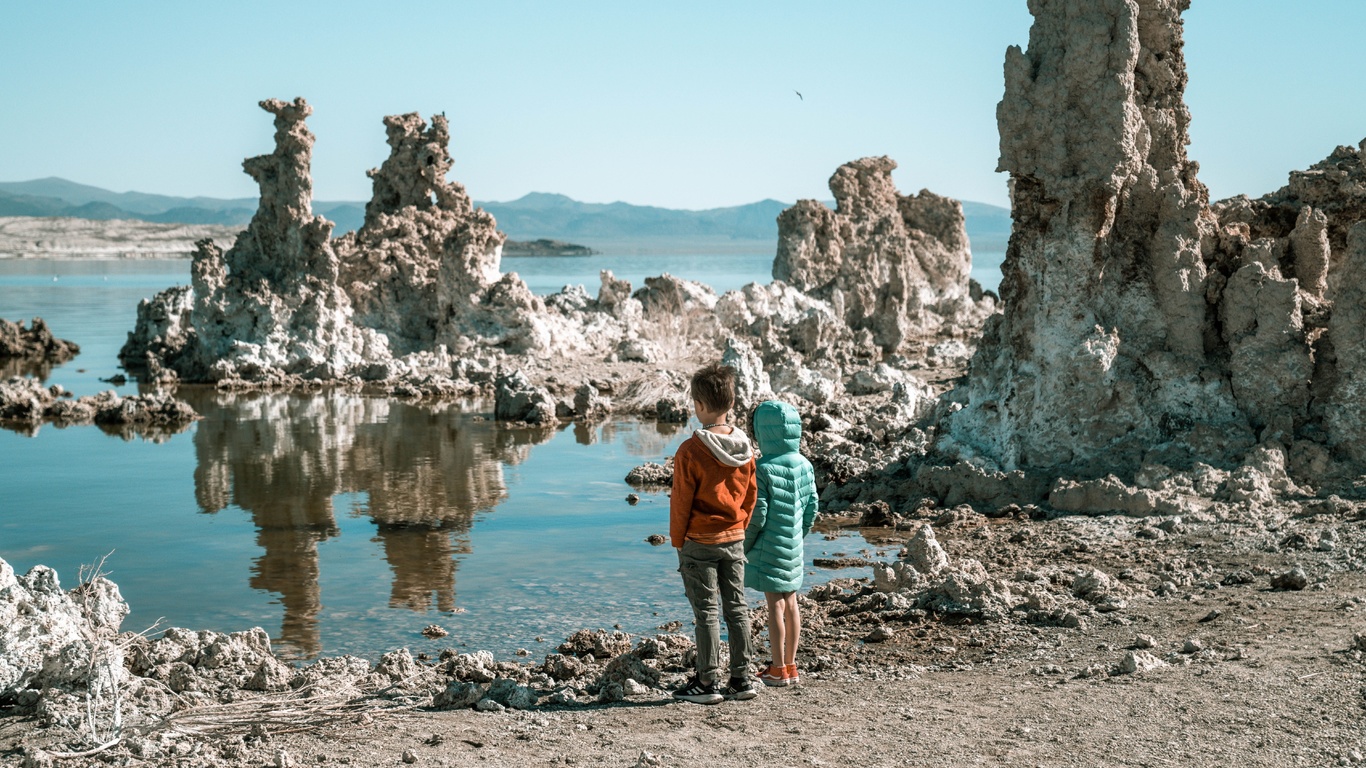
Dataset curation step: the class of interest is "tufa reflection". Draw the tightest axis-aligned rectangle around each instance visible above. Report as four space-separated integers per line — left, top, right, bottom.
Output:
184 390 554 658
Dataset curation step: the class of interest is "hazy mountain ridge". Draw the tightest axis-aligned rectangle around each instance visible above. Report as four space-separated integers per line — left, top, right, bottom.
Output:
0 179 1011 250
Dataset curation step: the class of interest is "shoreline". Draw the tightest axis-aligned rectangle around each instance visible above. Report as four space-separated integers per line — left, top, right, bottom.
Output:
4 485 1362 766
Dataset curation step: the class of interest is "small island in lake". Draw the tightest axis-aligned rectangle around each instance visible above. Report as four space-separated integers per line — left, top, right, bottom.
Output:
502 238 597 257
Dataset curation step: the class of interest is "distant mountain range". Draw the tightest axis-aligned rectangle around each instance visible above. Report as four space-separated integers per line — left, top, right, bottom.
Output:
0 178 1011 252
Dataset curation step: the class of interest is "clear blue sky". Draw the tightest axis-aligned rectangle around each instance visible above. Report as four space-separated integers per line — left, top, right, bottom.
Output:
2 1 1363 209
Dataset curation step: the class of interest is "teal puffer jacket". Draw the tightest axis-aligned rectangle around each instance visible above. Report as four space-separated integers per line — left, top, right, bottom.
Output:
744 400 819 593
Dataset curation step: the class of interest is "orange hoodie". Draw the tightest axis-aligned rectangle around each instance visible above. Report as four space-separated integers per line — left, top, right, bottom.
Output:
669 428 757 547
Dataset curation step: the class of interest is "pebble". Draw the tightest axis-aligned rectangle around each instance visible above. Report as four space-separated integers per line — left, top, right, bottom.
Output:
402 750 418 764
1271 567 1309 591
626 494 640 505
1119 650 1166 675
1133 634 1157 649
421 624 448 639
475 698 505 713
863 626 895 643
1181 637 1203 654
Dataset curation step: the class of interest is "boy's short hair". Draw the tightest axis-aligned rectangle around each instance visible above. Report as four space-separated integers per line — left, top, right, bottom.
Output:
690 362 737 413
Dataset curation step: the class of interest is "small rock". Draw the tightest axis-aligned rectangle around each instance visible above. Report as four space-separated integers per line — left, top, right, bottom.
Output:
1198 609 1222 623
625 460 673 487
474 698 505 713
863 626 895 643
1132 634 1157 650
1181 638 1204 654
634 751 663 768
486 678 537 709
597 681 626 703
623 678 649 696
1271 567 1309 591
1353 632 1366 652
19 750 54 768
1119 650 1166 675
433 680 485 709
275 750 295 768
546 688 579 705
626 494 640 505
421 624 448 639
1076 664 1108 679
646 534 667 546
402 750 418 764
903 525 949 575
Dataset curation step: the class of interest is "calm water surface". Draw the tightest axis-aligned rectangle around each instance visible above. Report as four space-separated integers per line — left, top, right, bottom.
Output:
2 253 955 660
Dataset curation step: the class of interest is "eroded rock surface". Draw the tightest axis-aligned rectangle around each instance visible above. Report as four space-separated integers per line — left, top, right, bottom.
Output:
0 318 79 379
335 112 549 356
120 98 383 385
942 0 1366 490
774 156 993 352
1 557 129 701
0 376 199 437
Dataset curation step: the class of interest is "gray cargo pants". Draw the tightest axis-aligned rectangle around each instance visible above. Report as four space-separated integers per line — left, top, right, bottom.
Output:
678 539 753 684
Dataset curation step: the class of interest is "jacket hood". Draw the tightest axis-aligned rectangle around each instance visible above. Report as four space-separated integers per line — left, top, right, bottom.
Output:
752 400 801 456
694 427 754 467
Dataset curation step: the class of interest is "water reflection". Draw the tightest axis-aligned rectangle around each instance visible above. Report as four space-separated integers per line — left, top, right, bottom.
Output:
181 390 555 657
1 356 56 380
573 417 687 459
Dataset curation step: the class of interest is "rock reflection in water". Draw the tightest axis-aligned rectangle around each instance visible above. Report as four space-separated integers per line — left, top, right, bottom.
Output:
574 417 691 459
182 390 554 658
1 357 54 380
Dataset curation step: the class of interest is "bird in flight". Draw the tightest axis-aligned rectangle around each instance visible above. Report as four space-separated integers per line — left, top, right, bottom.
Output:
794 90 803 100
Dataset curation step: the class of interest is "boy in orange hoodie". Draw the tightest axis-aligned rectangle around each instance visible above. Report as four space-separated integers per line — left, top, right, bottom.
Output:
670 362 758 704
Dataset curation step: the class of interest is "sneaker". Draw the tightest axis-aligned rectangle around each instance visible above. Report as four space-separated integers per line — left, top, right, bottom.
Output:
722 676 758 701
758 663 790 688
672 676 723 704
785 664 800 685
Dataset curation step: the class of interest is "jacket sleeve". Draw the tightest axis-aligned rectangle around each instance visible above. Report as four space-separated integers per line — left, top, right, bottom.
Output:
744 467 768 553
669 447 694 548
801 461 819 537
742 460 757 520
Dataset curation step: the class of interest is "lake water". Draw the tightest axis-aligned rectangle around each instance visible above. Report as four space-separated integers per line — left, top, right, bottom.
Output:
0 250 1000 660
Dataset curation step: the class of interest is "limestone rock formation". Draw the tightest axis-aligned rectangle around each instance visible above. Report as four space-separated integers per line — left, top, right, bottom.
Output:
944 0 1366 483
1 556 129 700
335 112 548 355
774 156 990 352
120 98 383 383
493 370 556 425
0 318 79 379
0 376 200 437
119 100 579 390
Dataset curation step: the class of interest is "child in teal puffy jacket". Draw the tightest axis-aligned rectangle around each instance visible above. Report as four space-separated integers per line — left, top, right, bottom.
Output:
743 400 818 686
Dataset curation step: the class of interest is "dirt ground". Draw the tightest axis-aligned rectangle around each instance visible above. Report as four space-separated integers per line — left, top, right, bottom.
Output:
5 502 1364 768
